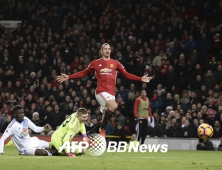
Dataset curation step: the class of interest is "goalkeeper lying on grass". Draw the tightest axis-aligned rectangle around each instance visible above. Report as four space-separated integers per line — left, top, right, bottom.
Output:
50 108 89 157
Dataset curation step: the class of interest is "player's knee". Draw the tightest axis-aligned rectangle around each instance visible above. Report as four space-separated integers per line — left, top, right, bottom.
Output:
109 103 118 112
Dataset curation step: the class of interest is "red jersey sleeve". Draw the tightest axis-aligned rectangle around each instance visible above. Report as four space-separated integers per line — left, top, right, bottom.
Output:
133 98 141 118
69 60 95 79
116 61 141 81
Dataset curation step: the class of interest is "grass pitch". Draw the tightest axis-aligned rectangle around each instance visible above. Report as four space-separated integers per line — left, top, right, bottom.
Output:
0 146 221 170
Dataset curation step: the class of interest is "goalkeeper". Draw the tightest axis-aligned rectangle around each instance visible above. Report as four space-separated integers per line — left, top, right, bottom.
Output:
50 108 89 157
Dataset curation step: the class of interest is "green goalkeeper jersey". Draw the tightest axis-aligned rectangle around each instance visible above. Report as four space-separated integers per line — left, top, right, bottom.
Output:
51 112 86 153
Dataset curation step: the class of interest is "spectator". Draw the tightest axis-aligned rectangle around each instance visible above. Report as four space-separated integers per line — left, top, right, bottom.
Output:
197 139 214 151
150 91 163 115
204 70 217 90
1 116 11 133
181 120 193 138
212 120 222 138
112 122 132 142
154 113 166 137
31 112 44 134
115 109 125 127
48 104 64 130
24 56 36 73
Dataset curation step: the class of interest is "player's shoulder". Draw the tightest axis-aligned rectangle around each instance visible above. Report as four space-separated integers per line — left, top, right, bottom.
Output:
69 112 77 121
23 116 30 121
93 58 103 63
7 118 16 129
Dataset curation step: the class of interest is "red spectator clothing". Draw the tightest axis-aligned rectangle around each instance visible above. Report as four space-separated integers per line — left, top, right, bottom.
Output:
133 96 152 118
68 58 141 96
179 11 188 19
0 107 12 117
213 33 221 49
17 78 27 87
71 61 80 69
159 64 169 76
159 39 166 48
187 6 199 18
6 86 12 93
50 80 60 88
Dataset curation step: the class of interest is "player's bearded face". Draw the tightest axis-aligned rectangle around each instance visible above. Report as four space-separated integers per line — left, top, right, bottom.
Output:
102 45 111 58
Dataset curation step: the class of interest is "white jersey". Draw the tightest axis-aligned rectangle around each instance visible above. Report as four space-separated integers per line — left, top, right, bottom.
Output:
0 117 44 153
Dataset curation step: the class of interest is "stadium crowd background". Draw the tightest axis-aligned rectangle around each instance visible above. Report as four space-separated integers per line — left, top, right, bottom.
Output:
0 0 222 139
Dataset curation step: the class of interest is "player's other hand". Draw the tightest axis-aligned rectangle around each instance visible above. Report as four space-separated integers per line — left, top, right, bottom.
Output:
44 124 51 131
56 74 69 83
141 74 153 83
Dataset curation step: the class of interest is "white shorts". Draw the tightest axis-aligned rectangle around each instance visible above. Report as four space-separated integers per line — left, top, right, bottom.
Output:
20 137 49 155
95 92 115 111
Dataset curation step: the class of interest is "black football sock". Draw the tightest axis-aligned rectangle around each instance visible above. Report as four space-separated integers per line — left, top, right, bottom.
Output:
87 121 102 134
101 109 114 129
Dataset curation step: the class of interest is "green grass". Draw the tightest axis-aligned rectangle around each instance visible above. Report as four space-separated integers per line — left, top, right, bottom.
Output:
0 146 222 170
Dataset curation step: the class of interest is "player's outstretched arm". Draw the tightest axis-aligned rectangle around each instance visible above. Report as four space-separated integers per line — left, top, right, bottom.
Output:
117 61 153 83
27 118 45 133
57 61 95 83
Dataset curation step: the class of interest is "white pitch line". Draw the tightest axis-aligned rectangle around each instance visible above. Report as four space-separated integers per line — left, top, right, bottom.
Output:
0 156 179 159
1 156 222 160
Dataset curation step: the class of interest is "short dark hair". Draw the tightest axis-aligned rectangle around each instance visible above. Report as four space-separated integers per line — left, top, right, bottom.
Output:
141 89 146 93
13 105 23 113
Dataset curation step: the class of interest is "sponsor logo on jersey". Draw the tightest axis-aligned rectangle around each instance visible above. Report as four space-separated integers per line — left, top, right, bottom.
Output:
110 64 114 68
99 64 102 66
100 68 112 75
100 68 112 72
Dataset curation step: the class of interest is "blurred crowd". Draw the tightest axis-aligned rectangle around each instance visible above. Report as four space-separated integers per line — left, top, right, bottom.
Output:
0 0 222 138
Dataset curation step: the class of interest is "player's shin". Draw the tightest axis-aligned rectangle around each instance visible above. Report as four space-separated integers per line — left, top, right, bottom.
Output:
100 109 114 138
101 109 114 129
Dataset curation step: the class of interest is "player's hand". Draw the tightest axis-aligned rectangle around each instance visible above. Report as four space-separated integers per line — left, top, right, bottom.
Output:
44 124 51 131
66 153 76 157
56 73 69 83
141 74 153 83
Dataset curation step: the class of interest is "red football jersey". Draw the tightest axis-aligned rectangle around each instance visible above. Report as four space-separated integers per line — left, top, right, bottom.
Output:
69 58 141 96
